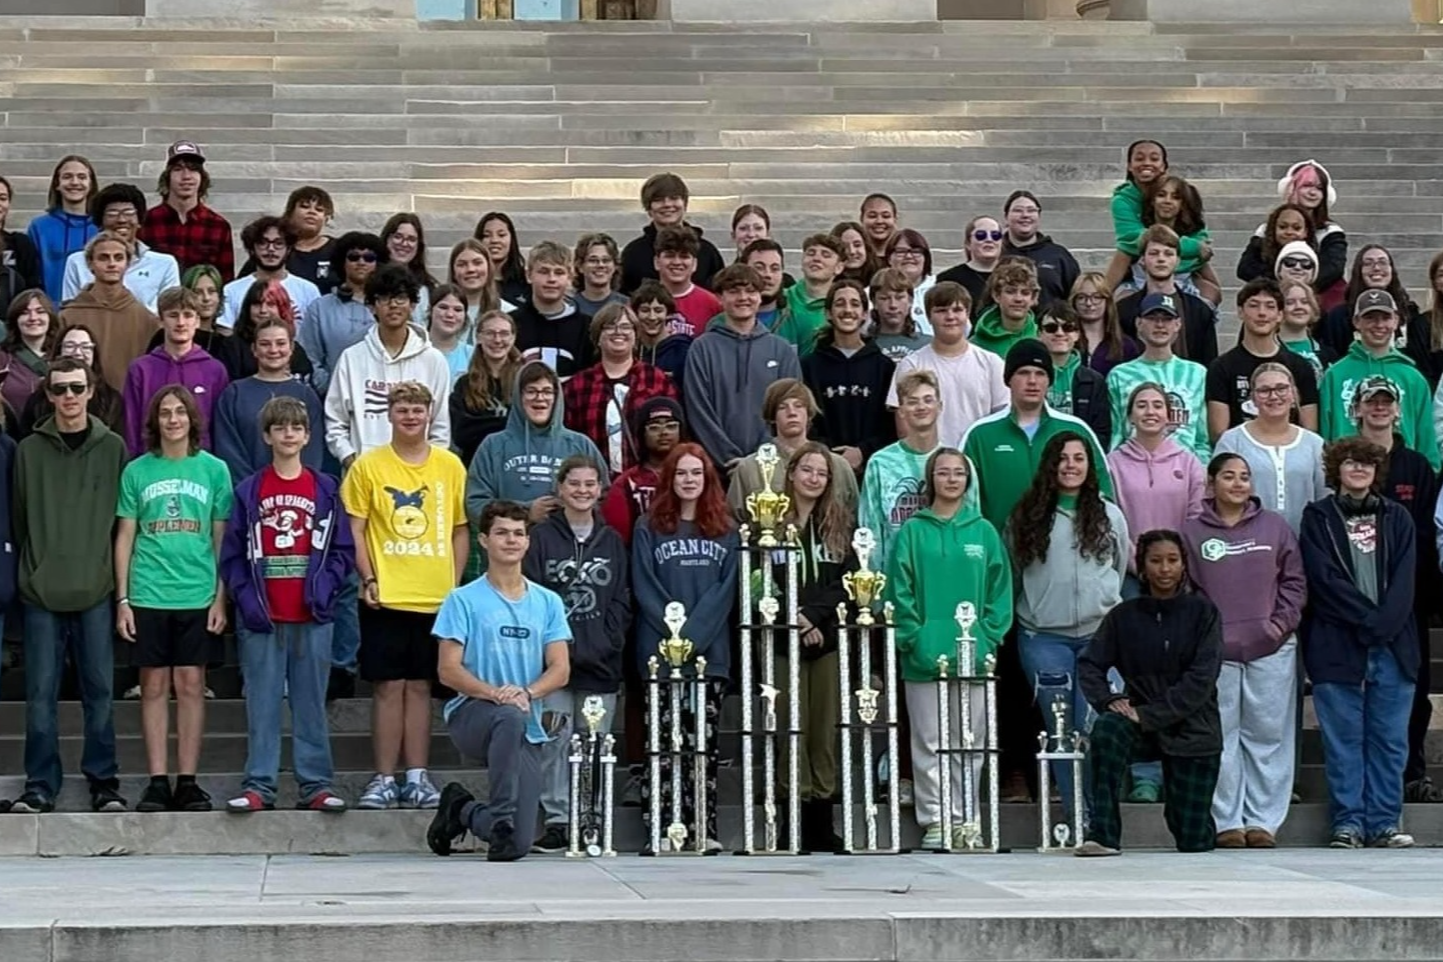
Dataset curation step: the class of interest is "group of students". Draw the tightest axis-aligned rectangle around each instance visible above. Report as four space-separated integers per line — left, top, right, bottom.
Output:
0 139 1437 859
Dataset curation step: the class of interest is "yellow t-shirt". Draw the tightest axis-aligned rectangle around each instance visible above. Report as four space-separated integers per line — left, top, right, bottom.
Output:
342 443 468 613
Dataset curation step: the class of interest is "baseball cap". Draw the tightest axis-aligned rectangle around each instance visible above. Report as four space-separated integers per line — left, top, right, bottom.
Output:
1354 289 1398 317
1138 292 1181 318
166 140 207 165
1354 375 1400 404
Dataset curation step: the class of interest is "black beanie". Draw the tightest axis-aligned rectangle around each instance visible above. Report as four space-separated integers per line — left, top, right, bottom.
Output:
1004 338 1054 386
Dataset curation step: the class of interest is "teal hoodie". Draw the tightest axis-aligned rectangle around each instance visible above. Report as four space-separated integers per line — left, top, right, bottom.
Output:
1320 341 1440 470
886 502 1012 683
968 305 1038 359
1110 181 1212 275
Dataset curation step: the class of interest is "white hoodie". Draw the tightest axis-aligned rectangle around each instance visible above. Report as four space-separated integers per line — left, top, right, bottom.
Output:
324 324 452 462
62 240 180 312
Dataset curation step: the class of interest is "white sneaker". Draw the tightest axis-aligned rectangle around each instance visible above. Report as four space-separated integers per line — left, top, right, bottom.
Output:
357 774 398 810
123 684 141 700
400 771 441 809
920 823 944 850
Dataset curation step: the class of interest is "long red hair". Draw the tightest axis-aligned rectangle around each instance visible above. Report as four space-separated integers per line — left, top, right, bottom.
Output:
646 442 732 539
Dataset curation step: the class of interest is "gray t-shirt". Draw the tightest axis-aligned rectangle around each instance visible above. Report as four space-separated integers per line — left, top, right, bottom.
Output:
1343 510 1379 604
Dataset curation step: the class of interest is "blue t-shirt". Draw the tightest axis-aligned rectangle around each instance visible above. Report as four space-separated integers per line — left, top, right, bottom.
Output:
434 576 571 742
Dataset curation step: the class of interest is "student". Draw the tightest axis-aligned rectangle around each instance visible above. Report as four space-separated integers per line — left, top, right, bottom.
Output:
831 220 876 285
1037 302 1110 444
10 359 128 815
683 264 801 469
1302 438 1417 849
449 310 521 472
1319 246 1422 366
62 183 181 313
802 278 896 472
0 289 57 419
342 381 469 811
298 231 385 396
936 215 1004 313
140 140 234 281
425 283 474 382
969 258 1039 359
601 396 685 548
631 443 739 850
474 211 529 305
630 281 691 386
1182 454 1305 848
999 190 1079 309
121 286 229 457
1106 139 1169 291
730 204 772 261
649 227 721 339
20 323 124 439
427 500 571 862
59 232 158 391
324 265 453 466
1115 225 1218 367
273 186 337 292
883 229 937 337
726 379 857 515
450 238 512 327
213 315 326 483
1320 291 1439 469
178 264 224 352
1145 174 1220 303
562 303 678 474
809 234 887 350
381 213 437 324
619 173 725 294
869 267 930 363
886 282 1007 447
1205 279 1320 441
860 193 898 261
1106 293 1210 459
211 280 317 386
1236 203 1314 285
886 447 1012 851
1076 530 1223 856
27 155 99 302
218 217 320 332
115 386 233 813
573 232 627 318
510 240 596 380
522 455 631 854
861 370 943 571
1278 278 1336 383
0 176 41 292
1276 160 1348 292
1071 273 1140 378
713 238 789 333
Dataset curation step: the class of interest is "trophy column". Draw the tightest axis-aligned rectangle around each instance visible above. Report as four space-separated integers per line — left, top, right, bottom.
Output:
1035 698 1085 853
934 602 1001 853
644 602 715 856
566 695 617 858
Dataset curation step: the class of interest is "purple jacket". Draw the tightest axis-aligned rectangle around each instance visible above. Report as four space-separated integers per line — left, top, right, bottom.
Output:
1182 497 1307 663
218 467 355 634
121 345 230 457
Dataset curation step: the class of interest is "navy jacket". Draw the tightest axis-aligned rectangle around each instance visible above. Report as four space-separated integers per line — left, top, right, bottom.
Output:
0 433 18 610
219 467 356 634
1299 494 1418 686
1069 363 1111 447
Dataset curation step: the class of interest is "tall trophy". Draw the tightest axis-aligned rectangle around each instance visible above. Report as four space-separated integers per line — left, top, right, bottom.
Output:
566 694 617 858
935 602 1000 854
644 602 713 856
737 442 802 854
1036 697 1084 853
836 527 902 854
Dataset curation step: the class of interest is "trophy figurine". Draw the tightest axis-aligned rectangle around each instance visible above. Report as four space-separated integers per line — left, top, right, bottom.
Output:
1036 695 1085 853
759 684 779 731
666 821 688 853
659 601 694 669
842 528 886 627
567 694 614 858
855 687 880 726
745 443 790 548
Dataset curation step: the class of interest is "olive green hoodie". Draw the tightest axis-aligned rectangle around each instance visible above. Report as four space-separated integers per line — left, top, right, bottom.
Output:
968 304 1038 359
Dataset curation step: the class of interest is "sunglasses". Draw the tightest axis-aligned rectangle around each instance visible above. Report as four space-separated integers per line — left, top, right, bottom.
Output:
46 382 87 397
346 251 378 263
1040 321 1077 334
972 229 1004 242
1280 256 1314 270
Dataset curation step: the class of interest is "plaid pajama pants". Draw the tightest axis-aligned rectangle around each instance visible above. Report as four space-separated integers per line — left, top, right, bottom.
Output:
1086 711 1221 852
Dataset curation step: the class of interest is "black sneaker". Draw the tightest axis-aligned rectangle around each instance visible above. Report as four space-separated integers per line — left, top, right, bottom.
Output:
1404 777 1443 803
531 823 568 854
427 782 473 857
92 785 128 813
487 820 524 862
136 779 173 813
172 780 213 812
1329 829 1363 849
10 792 52 814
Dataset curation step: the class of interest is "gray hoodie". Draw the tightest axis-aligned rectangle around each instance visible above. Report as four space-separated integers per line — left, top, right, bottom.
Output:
682 323 801 466
1008 498 1130 638
299 288 374 396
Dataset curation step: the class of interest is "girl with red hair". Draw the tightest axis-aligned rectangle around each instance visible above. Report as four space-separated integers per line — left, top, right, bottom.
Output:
630 441 738 851
213 279 316 385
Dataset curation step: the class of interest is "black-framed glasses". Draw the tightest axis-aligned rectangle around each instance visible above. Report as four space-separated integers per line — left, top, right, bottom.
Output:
46 382 87 397
1040 321 1077 334
972 229 1004 242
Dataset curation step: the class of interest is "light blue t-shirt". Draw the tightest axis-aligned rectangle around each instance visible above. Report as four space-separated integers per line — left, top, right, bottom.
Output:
435 576 571 743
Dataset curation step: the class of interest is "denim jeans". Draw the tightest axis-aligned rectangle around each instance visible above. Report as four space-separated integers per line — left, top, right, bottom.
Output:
331 571 360 675
1312 646 1414 839
238 622 335 803
538 689 619 826
1017 630 1094 818
23 600 117 800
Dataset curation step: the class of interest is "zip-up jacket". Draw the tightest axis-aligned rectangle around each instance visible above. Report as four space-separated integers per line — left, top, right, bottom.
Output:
1009 498 1129 638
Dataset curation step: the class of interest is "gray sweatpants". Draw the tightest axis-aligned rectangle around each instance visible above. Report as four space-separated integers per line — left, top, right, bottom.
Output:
1213 637 1297 835
904 681 987 829
447 698 544 847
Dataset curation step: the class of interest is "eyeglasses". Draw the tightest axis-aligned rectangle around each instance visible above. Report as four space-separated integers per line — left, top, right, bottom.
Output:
46 382 87 397
1280 256 1314 270
256 237 288 250
389 235 418 248
62 342 96 355
1341 458 1376 469
1361 257 1391 270
890 248 924 260
1252 385 1292 399
523 387 556 400
375 294 412 308
972 229 1004 242
603 322 635 334
584 257 615 267
1040 321 1077 334
1073 293 1106 304
103 208 138 222
480 329 513 340
347 251 378 263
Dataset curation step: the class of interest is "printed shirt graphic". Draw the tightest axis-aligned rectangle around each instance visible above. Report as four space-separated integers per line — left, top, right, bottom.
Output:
1345 515 1377 555
117 450 234 610
546 551 616 624
1106 355 1209 459
342 443 467 614
257 467 318 623
435 577 571 742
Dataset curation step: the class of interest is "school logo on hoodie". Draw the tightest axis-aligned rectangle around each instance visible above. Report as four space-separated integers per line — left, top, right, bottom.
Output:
1199 537 1271 563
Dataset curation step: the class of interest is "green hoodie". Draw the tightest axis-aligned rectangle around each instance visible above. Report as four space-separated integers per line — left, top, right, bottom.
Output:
885 503 1013 683
1319 341 1441 470
775 284 827 357
14 415 127 612
969 305 1038 359
1110 180 1212 275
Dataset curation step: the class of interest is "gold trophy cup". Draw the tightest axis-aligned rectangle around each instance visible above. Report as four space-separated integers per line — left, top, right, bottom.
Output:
659 601 694 669
745 443 791 548
842 527 886 627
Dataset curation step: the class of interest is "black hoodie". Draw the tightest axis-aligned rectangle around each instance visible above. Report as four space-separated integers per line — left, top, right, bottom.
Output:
522 509 631 694
509 299 594 381
619 222 727 295
801 340 897 460
1001 232 1080 309
761 518 859 661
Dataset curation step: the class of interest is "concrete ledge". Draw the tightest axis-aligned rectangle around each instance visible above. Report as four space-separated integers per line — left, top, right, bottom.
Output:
1110 0 1416 22
144 0 416 16
663 0 937 22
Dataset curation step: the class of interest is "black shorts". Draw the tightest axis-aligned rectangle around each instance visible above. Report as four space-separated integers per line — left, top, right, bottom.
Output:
131 606 221 669
359 605 439 683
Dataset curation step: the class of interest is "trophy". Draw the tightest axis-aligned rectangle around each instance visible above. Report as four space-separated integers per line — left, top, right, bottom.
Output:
644 605 712 856
1036 697 1085 853
745 443 791 548
567 694 617 858
659 602 694 669
842 527 886 627
935 602 1000 854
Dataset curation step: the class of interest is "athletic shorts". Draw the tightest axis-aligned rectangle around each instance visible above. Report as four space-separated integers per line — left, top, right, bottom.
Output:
131 606 221 668
358 605 439 683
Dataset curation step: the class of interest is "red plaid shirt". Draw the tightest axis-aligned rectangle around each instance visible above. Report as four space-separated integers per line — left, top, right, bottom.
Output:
141 202 235 281
563 360 678 472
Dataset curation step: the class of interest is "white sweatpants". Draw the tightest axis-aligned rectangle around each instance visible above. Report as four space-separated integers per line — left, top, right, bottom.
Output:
905 680 987 829
1212 638 1297 835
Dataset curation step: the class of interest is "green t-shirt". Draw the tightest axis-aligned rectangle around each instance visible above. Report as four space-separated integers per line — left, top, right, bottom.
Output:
117 450 235 610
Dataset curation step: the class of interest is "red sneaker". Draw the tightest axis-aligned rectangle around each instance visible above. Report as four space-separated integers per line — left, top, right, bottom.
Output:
225 790 273 813
300 790 347 813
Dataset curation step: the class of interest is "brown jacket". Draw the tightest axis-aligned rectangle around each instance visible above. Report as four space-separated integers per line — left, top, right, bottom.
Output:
60 284 157 391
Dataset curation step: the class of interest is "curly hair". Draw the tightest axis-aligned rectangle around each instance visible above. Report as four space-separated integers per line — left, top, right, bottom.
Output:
1322 437 1386 493
1144 174 1206 238
645 442 733 540
1007 432 1114 568
1260 203 1316 270
783 441 855 559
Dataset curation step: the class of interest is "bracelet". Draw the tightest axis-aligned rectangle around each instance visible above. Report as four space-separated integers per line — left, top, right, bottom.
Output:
117 597 130 606
363 577 377 587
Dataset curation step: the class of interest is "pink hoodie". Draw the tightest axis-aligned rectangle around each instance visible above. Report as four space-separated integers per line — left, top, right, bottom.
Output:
1106 436 1205 569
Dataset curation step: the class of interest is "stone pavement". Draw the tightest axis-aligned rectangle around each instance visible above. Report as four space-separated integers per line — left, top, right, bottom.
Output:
5 850 1443 961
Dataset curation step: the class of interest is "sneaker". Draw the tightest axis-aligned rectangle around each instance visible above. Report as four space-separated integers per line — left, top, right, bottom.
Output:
357 774 399 810
1244 828 1276 849
1329 829 1364 849
227 790 274 813
137 779 173 813
300 790 347 813
487 820 524 862
1367 828 1415 849
427 782 474 857
532 823 568 854
1215 829 1246 849
203 686 216 700
1127 780 1162 804
704 837 724 853
951 825 980 851
9 792 53 814
92 785 128 813
173 780 212 812
123 684 141 700
1404 777 1443 803
919 823 944 850
400 771 441 810
1075 839 1121 857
